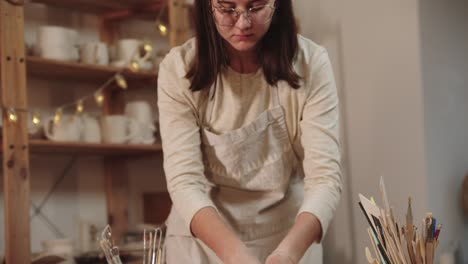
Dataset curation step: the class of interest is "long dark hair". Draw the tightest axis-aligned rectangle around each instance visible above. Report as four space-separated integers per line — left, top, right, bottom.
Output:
186 0 301 91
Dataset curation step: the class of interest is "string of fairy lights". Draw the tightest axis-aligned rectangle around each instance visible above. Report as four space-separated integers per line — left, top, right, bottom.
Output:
5 42 153 127
3 4 171 128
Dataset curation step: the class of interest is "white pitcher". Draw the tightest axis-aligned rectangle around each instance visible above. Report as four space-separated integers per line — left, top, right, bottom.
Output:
44 115 82 142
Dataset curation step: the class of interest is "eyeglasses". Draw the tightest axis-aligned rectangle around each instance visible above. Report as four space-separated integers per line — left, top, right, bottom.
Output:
213 4 276 27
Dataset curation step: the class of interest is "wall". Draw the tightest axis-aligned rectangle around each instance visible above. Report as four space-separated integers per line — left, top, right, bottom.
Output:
295 0 430 263
420 0 468 259
293 1 355 263
340 0 429 263
0 3 169 253
296 0 468 263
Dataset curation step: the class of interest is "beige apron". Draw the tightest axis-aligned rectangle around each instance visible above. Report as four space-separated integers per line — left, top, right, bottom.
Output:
165 81 322 263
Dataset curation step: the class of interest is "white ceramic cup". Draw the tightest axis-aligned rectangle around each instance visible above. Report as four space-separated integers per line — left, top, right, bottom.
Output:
81 42 109 66
115 38 151 63
101 115 138 144
36 26 79 61
81 115 101 143
124 101 153 124
116 39 141 62
128 122 156 145
44 115 82 142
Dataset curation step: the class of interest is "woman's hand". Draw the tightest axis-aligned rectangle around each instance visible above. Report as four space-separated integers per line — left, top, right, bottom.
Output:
191 208 261 264
265 251 295 264
266 213 322 264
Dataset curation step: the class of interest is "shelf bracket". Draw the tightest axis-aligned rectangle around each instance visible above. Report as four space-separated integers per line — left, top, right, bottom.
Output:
6 0 24 6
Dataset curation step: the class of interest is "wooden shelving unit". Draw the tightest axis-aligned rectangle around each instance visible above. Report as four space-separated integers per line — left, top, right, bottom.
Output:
0 0 190 262
31 0 167 20
1 139 162 156
27 140 162 156
27 56 158 85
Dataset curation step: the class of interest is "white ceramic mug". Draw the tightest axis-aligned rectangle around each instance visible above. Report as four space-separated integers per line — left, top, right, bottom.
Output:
81 115 101 143
44 115 82 142
124 101 153 124
81 42 109 66
36 26 79 61
128 122 156 145
101 115 138 144
114 39 152 64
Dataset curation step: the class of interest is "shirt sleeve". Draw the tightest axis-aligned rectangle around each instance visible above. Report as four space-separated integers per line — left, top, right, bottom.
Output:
157 55 217 234
297 47 343 241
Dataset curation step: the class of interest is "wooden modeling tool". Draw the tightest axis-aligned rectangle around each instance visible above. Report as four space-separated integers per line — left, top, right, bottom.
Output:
406 197 416 264
366 247 380 264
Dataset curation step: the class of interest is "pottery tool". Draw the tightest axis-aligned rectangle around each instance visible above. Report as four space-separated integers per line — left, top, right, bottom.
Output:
366 247 380 264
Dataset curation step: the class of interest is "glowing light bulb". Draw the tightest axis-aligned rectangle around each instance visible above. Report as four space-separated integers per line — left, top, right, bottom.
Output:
143 43 153 55
130 60 140 72
158 23 168 36
115 73 128 89
32 112 41 126
7 108 18 123
76 100 84 114
95 92 104 106
54 108 62 124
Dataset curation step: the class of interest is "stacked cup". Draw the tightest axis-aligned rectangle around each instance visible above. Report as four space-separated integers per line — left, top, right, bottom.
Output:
111 39 153 70
124 101 156 144
36 26 79 62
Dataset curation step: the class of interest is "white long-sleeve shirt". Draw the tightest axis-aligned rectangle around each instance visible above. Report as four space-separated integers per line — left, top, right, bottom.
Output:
157 35 342 239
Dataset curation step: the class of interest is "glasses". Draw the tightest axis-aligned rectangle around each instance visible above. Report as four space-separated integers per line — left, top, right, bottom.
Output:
213 4 276 27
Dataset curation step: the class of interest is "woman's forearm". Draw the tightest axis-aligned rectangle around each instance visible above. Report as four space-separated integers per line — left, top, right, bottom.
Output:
191 207 256 263
274 212 323 262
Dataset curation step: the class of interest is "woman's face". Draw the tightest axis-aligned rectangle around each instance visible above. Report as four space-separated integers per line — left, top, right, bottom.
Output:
211 0 275 53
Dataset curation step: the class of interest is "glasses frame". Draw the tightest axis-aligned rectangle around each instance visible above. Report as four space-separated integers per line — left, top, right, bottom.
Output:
212 3 276 27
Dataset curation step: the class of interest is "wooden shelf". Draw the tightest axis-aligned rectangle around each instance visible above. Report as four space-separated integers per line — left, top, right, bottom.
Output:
27 139 162 156
31 0 166 20
27 57 158 86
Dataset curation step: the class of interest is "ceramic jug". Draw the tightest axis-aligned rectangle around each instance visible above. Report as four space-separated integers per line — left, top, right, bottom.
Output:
44 115 82 142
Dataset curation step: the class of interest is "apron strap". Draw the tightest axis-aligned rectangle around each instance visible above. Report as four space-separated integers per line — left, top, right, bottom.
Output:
271 85 280 107
205 75 218 126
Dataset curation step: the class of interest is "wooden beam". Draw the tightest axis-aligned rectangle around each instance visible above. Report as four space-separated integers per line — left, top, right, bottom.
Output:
95 39 129 243
103 156 129 243
100 67 129 243
169 0 190 47
0 1 31 263
98 17 119 45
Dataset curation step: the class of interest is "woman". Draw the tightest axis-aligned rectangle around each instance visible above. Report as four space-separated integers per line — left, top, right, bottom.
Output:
157 0 342 263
